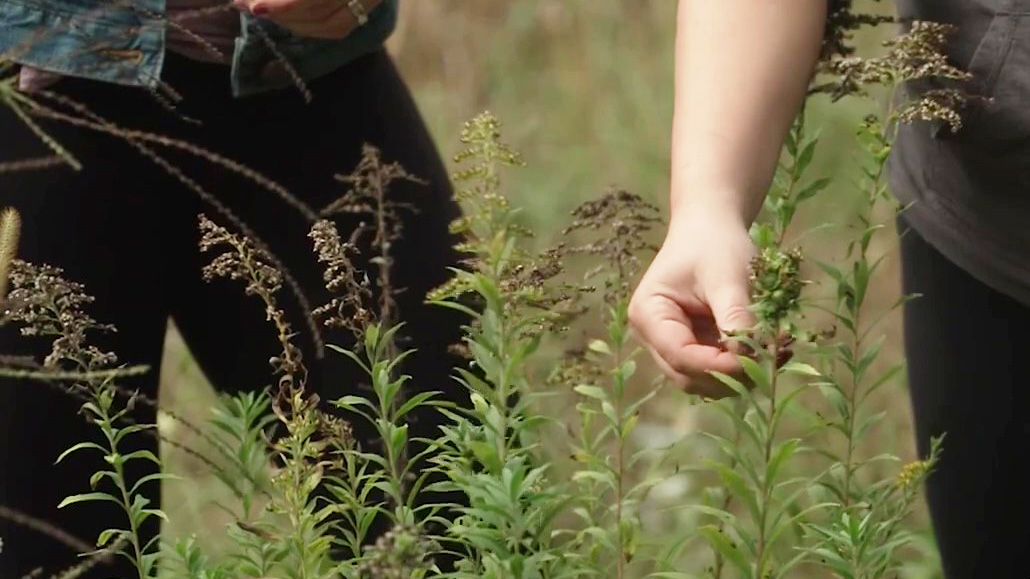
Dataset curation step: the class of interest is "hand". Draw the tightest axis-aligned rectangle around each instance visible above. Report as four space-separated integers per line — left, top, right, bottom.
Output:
235 0 383 40
628 207 756 399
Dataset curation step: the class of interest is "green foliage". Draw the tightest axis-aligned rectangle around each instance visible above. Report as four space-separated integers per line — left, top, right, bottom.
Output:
1 14 971 579
1 260 166 578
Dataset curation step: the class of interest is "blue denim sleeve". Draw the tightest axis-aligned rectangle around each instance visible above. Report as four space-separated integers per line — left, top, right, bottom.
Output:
232 0 400 96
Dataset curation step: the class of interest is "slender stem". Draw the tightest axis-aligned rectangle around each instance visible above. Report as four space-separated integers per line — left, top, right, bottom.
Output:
840 111 893 507
755 334 783 577
95 388 147 579
614 337 627 579
711 422 744 579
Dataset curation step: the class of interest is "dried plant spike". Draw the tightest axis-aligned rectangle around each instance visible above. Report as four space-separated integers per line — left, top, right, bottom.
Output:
322 145 424 326
1 91 82 171
198 214 306 387
0 207 22 300
1 259 118 370
816 19 975 107
309 219 374 335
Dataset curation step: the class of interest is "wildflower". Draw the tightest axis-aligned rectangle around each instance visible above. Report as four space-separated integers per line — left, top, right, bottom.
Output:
356 523 439 579
748 246 806 328
896 459 932 490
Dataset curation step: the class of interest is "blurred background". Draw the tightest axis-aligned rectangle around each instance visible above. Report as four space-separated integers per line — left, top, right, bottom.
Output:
159 1 942 576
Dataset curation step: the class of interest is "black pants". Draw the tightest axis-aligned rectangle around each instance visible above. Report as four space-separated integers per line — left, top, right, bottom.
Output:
899 216 1030 578
0 51 464 577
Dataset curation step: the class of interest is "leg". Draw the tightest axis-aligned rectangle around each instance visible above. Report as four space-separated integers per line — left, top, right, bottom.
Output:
161 48 465 432
0 81 175 578
157 50 466 549
898 216 1030 577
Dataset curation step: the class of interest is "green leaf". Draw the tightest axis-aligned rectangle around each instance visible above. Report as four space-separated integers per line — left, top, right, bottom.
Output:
89 470 117 490
96 528 125 548
706 459 761 524
327 344 371 374
751 222 777 248
333 395 373 409
796 136 818 175
855 334 886 383
121 449 161 465
796 177 832 201
389 424 409 454
709 371 750 397
697 525 751 577
767 438 801 483
141 508 169 522
55 442 107 464
856 411 888 440
618 359 637 382
818 384 850 421
782 361 821 377
739 356 769 390
588 339 612 356
862 363 905 402
394 391 440 420
58 492 121 509
130 472 182 495
573 385 608 401
468 441 502 473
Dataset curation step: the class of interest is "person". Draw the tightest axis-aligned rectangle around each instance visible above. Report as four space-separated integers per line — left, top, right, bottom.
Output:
0 0 465 576
630 0 1030 577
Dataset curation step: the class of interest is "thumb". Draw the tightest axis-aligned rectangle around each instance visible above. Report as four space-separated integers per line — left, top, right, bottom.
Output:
706 277 755 352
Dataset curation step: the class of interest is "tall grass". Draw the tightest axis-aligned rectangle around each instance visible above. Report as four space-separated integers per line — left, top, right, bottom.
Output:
1 2 951 577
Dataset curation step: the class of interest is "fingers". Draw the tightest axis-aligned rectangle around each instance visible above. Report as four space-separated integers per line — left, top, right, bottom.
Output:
643 345 737 400
236 0 368 39
240 0 335 17
629 293 746 398
706 277 756 353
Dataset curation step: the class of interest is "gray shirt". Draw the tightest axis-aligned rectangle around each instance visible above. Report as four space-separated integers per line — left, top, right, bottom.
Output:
889 0 1030 305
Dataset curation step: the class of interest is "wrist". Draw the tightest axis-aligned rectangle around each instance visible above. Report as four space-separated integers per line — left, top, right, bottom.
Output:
668 192 752 234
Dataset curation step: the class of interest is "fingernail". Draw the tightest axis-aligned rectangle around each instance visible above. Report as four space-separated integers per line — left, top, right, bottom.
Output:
251 3 269 15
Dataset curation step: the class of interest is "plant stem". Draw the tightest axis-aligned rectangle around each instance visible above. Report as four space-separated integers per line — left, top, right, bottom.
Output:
755 333 783 577
614 339 627 579
841 110 894 507
711 422 744 579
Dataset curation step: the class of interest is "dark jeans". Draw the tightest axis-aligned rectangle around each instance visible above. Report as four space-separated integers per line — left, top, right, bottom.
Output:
899 216 1030 578
0 50 464 577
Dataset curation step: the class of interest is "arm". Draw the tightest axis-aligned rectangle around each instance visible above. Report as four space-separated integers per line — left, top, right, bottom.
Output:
671 0 826 224
629 0 827 398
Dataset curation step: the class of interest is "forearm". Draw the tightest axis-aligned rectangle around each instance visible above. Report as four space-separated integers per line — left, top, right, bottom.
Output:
669 0 827 226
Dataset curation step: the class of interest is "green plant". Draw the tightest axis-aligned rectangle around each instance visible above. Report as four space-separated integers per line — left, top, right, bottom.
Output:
1 258 168 579
1 13 974 579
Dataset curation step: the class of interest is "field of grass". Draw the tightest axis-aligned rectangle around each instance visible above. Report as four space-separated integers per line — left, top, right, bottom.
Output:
158 1 943 576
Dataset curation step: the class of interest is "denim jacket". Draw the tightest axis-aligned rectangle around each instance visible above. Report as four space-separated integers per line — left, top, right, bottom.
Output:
0 0 399 97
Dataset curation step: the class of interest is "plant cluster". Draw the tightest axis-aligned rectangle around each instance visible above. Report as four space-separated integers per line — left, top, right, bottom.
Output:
0 10 977 579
